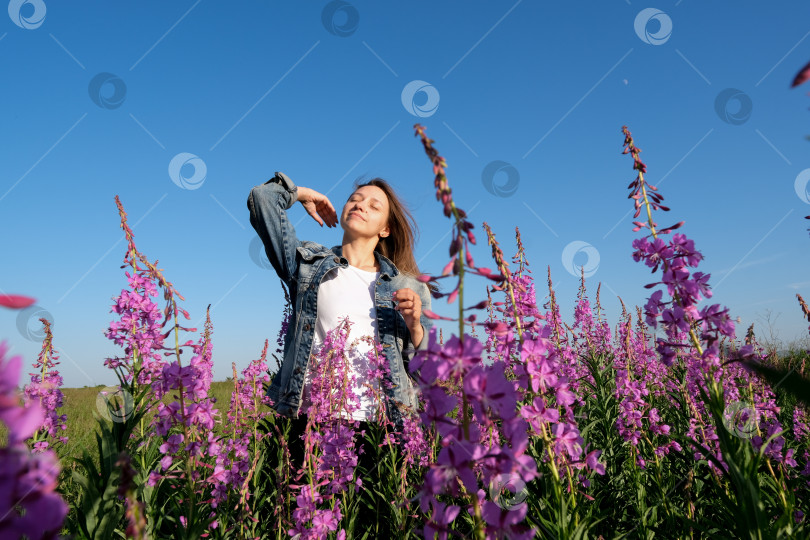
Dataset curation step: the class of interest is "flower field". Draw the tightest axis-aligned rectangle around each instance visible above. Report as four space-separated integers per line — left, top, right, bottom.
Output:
3 123 810 540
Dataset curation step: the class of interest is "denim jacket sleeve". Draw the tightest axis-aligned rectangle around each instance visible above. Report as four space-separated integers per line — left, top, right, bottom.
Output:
246 172 301 286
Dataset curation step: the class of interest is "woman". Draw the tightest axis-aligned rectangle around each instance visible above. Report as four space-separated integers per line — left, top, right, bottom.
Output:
246 170 432 465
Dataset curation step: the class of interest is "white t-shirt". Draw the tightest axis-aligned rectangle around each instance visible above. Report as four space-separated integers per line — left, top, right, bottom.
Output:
301 264 382 421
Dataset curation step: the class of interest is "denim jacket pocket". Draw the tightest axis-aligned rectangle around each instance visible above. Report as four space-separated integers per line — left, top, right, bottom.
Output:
295 244 331 284
296 241 330 261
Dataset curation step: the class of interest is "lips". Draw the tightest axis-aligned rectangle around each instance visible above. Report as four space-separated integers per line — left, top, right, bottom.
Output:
348 212 365 221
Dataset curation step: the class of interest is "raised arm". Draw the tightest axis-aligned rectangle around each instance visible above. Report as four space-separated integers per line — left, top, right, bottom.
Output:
247 172 302 286
247 172 339 286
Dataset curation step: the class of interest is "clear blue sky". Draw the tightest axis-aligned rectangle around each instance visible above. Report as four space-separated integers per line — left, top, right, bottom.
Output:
3 1 810 388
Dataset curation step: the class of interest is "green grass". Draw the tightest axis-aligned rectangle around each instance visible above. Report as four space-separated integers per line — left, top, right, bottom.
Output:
0 381 238 463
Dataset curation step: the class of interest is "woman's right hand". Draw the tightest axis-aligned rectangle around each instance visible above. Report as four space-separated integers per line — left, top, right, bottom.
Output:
296 186 338 228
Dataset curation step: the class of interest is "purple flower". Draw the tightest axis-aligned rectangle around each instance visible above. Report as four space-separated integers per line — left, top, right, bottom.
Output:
551 422 584 460
644 290 665 328
521 396 560 431
433 441 484 496
423 499 460 540
0 341 68 538
555 382 576 407
698 304 735 338
104 269 167 385
671 233 702 267
464 363 518 421
661 306 691 334
481 500 535 540
23 319 68 452
159 433 183 454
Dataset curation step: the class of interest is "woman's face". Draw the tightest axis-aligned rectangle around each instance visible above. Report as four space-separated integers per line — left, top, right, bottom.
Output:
340 185 390 241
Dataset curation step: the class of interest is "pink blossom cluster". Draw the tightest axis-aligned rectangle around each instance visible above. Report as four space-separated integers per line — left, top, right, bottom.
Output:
410 330 539 539
149 313 219 480
620 126 806 478
104 268 167 385
289 318 361 539
483 233 605 486
0 340 68 538
210 340 274 508
23 318 68 453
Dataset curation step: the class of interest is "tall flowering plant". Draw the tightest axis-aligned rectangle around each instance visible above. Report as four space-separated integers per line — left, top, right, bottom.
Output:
24 317 68 454
208 338 275 537
483 225 606 537
146 306 221 534
621 125 807 536
70 195 224 539
289 318 362 540
0 294 68 539
410 124 540 540
104 197 193 389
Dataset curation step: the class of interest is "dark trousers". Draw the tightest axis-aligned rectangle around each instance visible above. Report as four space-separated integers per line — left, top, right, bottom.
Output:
286 414 376 477
285 415 395 536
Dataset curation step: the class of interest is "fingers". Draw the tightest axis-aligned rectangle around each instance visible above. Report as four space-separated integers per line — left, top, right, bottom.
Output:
324 199 337 224
314 196 337 228
393 288 421 316
319 202 338 228
393 288 419 302
302 189 338 228
309 209 325 227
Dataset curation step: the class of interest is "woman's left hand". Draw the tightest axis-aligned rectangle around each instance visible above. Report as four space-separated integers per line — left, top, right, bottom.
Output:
393 288 424 346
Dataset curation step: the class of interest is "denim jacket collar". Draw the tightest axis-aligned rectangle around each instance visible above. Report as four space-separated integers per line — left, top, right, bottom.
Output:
329 245 399 281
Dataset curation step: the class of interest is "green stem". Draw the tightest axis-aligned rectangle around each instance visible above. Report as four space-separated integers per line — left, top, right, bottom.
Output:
170 305 195 538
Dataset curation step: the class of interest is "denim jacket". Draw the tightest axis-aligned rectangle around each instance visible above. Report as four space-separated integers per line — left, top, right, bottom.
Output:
247 172 432 427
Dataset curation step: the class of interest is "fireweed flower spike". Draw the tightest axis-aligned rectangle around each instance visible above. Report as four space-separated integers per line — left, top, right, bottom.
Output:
480 225 605 490
152 307 218 465
621 127 793 482
412 124 538 539
0 340 68 538
106 196 197 390
104 267 167 385
24 318 68 453
288 318 361 540
413 124 504 326
107 196 196 386
109 198 225 532
622 126 727 467
147 309 220 534
209 341 274 537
